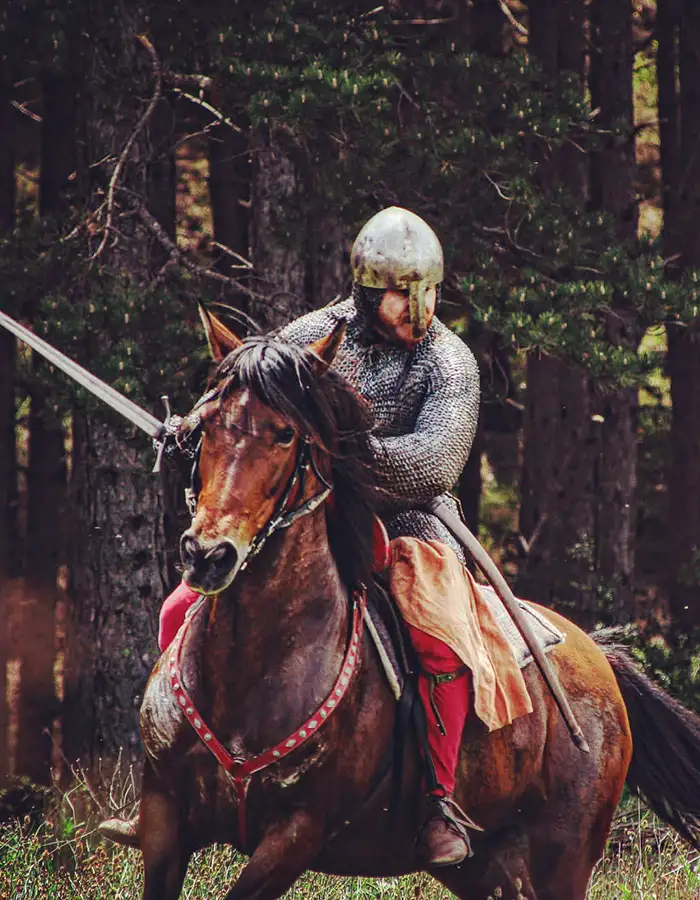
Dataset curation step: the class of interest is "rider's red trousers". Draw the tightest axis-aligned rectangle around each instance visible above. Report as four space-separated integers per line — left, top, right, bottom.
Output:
408 624 471 796
157 583 471 796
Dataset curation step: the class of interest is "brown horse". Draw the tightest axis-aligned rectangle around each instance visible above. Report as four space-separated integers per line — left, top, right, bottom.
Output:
138 316 700 900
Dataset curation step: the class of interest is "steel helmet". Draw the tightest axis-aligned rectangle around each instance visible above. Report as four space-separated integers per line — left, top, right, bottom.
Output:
350 206 444 340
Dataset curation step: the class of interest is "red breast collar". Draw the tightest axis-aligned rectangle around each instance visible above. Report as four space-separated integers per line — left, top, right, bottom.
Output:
168 585 367 850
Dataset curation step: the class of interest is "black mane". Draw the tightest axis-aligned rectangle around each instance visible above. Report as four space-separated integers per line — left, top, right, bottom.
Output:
212 335 377 588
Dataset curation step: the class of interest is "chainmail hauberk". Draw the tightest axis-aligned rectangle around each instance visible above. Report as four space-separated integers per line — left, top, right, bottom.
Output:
280 295 480 561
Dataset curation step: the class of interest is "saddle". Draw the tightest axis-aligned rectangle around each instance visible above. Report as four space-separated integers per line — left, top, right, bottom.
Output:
367 516 566 703
365 526 566 812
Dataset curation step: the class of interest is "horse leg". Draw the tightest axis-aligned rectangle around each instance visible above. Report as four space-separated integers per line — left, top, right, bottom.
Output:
525 804 617 900
526 726 628 900
432 835 538 900
222 811 324 900
140 764 191 900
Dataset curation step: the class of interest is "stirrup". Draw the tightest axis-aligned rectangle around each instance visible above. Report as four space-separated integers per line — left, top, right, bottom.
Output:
419 793 481 866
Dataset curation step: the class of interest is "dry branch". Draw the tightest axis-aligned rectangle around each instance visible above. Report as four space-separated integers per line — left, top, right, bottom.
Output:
90 34 162 261
137 206 253 295
170 87 242 134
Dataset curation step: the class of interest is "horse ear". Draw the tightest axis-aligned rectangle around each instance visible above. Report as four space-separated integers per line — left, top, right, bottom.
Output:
198 303 242 363
308 319 346 373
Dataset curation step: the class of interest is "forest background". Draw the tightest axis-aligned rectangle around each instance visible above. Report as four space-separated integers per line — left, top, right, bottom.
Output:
0 0 698 803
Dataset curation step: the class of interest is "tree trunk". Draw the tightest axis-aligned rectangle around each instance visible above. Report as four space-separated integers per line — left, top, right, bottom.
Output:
309 206 347 307
657 0 680 238
62 2 173 766
589 0 638 236
664 0 700 628
0 60 17 577
457 1 514 533
39 69 76 217
249 132 311 329
65 415 165 763
26 64 77 583
249 127 349 330
519 353 599 618
22 376 65 783
527 0 558 71
458 416 484 535
25 377 66 583
13 577 59 785
0 332 18 578
15 62 76 784
209 122 250 281
667 327 700 627
470 0 508 56
0 59 16 784
146 94 177 272
588 0 639 624
519 0 600 625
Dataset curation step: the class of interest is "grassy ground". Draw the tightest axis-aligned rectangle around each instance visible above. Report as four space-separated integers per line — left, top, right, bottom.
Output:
1 799 698 899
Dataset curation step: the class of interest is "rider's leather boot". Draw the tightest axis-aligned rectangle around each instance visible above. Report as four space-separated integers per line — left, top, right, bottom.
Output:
98 807 141 847
417 793 475 867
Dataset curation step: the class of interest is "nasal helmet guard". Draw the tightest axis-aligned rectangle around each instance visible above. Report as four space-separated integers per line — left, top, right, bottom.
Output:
350 206 444 341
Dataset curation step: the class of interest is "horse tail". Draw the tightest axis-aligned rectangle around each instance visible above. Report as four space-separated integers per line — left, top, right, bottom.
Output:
597 635 700 850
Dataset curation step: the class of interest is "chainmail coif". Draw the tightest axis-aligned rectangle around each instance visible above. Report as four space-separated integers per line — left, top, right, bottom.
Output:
279 294 480 561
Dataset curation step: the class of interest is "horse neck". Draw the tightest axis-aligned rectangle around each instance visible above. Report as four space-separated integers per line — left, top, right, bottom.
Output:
205 508 349 687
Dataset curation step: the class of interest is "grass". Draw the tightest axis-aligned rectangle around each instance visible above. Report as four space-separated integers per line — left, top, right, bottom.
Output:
588 801 700 900
0 796 698 899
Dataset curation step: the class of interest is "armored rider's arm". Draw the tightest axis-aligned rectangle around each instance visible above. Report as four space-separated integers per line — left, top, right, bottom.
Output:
370 343 480 511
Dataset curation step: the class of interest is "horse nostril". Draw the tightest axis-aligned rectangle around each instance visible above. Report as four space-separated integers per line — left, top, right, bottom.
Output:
180 533 199 565
205 541 237 569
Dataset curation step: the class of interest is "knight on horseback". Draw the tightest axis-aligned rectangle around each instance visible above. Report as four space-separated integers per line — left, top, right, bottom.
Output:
7 199 698 895
100 206 532 867
280 206 483 865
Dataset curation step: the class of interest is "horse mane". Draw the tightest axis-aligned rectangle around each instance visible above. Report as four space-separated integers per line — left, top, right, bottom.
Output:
213 335 377 589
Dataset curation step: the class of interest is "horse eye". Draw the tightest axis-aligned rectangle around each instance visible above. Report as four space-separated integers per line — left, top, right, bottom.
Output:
275 426 295 446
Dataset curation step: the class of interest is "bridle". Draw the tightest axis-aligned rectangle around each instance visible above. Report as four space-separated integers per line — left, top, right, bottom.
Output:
176 387 333 572
235 436 333 573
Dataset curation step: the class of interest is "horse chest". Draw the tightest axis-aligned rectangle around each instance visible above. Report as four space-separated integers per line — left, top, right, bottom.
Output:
140 662 192 760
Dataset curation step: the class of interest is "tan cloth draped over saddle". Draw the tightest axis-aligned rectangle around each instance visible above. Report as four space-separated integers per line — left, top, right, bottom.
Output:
389 537 534 732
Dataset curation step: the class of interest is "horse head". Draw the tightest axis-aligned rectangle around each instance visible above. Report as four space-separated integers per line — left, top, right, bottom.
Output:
178 306 371 595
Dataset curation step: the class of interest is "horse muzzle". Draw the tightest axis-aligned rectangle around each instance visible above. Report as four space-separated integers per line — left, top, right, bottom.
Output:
180 531 241 594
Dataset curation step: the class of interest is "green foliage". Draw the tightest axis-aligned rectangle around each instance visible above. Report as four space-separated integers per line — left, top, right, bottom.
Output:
0 217 208 424
3 0 696 397
180 1 697 385
208 4 592 242
461 238 700 386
